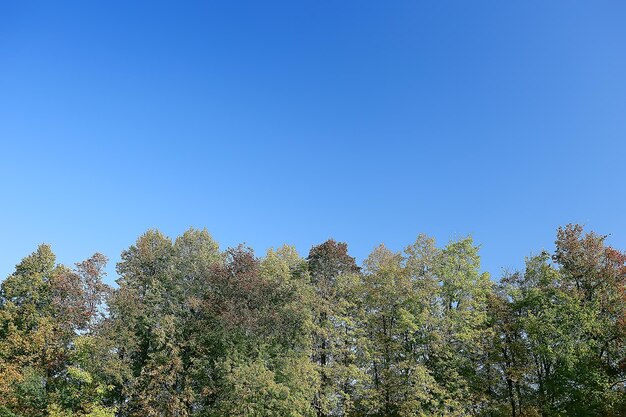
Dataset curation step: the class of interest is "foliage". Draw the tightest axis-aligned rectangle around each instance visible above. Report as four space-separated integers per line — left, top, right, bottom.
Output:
1 225 624 416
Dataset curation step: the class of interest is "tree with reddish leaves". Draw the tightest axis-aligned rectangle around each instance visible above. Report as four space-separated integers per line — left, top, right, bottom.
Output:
0 245 112 416
552 224 626 414
208 245 318 416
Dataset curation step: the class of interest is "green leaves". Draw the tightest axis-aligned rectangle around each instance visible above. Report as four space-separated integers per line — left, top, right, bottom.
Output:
0 246 112 416
215 357 317 417
487 225 626 416
1 224 624 416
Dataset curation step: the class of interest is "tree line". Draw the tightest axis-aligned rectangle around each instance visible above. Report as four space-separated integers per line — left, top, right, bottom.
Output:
0 224 625 417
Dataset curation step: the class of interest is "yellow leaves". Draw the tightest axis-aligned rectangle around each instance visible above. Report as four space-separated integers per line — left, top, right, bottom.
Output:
0 361 23 408
261 245 304 285
260 247 294 284
48 403 73 417
398 307 421 333
219 357 317 417
83 404 117 417
67 366 94 385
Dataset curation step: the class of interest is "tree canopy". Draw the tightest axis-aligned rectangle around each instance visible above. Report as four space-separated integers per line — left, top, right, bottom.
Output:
1 224 624 416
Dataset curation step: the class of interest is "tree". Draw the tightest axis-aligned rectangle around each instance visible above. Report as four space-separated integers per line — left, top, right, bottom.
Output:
307 239 361 416
107 228 222 416
209 245 318 416
431 237 494 415
0 245 111 416
355 237 466 417
488 224 626 417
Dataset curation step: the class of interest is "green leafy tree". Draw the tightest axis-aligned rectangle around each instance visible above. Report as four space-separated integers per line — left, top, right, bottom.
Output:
307 240 361 416
355 238 466 417
489 225 626 417
431 237 494 415
107 228 221 416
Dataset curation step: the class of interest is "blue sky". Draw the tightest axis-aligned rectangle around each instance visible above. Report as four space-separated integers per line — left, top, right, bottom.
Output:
1 1 625 284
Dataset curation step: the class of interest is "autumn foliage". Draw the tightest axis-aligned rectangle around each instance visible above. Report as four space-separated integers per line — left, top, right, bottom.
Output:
1 225 625 416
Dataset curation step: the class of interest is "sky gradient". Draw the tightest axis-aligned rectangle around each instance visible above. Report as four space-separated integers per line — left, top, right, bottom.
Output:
2 1 625 284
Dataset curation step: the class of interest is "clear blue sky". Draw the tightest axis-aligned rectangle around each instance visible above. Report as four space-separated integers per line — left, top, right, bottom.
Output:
2 1 625 284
